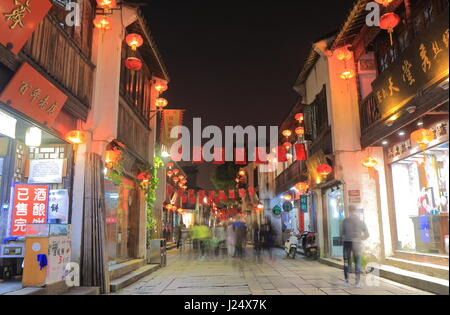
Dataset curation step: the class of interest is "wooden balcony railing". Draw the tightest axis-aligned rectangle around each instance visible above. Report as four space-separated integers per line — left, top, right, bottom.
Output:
22 14 95 110
359 92 381 135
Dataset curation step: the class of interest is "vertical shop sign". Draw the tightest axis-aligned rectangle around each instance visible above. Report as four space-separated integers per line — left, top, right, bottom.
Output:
0 0 53 54
10 183 49 236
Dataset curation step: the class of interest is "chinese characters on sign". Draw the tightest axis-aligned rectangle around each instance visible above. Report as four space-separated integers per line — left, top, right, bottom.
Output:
161 109 184 149
371 10 449 119
0 0 53 54
0 62 67 127
11 184 49 236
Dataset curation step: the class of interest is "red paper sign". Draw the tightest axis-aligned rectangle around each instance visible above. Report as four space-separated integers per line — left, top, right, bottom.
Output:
11 183 49 236
208 191 216 201
0 0 53 54
213 147 225 164
161 110 184 149
198 190 206 203
234 148 247 165
228 189 236 200
295 143 307 161
219 190 227 202
0 62 67 127
188 189 196 204
238 188 247 198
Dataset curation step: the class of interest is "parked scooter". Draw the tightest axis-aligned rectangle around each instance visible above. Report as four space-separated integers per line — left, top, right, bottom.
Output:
299 231 319 260
284 232 298 259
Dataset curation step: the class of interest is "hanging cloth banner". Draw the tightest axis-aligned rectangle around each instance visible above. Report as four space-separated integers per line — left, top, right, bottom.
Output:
276 146 288 163
188 189 196 204
198 190 206 203
161 110 184 149
208 190 216 201
295 143 307 161
219 190 227 202
238 188 247 198
229 189 236 200
255 147 269 165
182 193 188 204
248 187 256 196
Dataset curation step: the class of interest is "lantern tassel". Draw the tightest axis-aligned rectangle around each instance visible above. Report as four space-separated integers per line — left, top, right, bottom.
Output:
389 29 394 46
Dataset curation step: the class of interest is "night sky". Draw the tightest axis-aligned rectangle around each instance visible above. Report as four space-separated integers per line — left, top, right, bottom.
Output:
142 0 356 188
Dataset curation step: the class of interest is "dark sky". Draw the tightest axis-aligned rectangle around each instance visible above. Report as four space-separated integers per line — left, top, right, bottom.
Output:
142 0 356 189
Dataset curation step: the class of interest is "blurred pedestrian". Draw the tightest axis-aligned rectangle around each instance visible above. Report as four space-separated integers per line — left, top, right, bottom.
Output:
340 205 369 288
175 222 186 250
226 222 236 258
234 220 247 259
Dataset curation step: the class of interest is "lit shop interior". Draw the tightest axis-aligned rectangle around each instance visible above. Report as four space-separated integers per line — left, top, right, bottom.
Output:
387 114 449 257
0 108 73 285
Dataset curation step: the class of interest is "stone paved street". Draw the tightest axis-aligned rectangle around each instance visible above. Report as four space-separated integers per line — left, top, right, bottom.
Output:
113 249 434 295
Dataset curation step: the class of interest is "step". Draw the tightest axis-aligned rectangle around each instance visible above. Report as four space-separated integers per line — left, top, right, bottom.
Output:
2 287 45 295
385 257 449 280
61 287 99 295
319 257 449 295
110 264 160 293
166 242 177 251
108 259 146 281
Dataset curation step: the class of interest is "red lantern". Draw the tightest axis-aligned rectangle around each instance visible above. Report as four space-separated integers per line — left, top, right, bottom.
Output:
172 176 180 184
136 171 151 183
282 130 292 138
104 149 121 168
317 164 333 177
126 33 144 51
155 82 168 93
167 162 174 169
295 127 305 136
362 157 378 168
335 47 352 61
375 0 394 6
340 69 355 80
167 170 174 177
155 98 168 109
173 169 180 175
93 16 112 31
411 129 435 150
96 0 117 9
125 57 143 71
295 182 310 192
283 142 292 151
380 13 401 46
295 113 304 123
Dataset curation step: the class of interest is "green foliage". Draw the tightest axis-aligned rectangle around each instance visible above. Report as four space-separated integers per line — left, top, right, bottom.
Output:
107 155 125 186
210 162 241 191
136 156 164 247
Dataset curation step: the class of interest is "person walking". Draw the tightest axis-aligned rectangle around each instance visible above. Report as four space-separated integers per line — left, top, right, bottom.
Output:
175 223 185 250
340 205 369 288
226 222 236 258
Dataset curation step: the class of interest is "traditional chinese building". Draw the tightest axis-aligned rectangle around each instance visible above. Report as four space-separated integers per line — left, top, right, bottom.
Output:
328 0 448 293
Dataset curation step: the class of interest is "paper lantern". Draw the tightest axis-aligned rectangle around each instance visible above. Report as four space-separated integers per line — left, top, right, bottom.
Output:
173 169 180 175
317 164 333 177
167 170 174 177
295 182 310 192
172 176 180 184
93 16 112 31
104 149 121 168
411 129 435 150
380 13 401 46
282 130 292 138
295 127 305 136
126 33 144 51
155 98 168 109
125 57 143 71
362 157 379 168
155 82 168 93
340 69 355 80
65 130 87 145
375 0 394 6
335 47 352 61
167 162 174 169
238 169 246 177
283 194 293 201
96 0 117 9
295 113 304 123
136 171 151 183
283 142 292 151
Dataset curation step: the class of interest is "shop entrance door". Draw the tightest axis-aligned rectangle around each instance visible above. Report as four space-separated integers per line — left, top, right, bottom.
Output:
326 187 345 258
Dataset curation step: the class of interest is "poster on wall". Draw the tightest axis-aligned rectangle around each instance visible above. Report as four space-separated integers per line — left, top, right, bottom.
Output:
48 189 69 224
28 159 64 184
10 183 49 236
46 235 71 285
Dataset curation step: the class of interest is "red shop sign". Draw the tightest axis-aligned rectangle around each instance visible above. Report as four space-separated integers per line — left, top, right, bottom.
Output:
0 0 53 54
10 183 49 237
0 62 67 127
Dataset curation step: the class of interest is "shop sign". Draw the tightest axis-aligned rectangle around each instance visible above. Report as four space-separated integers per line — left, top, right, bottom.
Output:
0 62 67 128
282 201 293 212
272 205 282 216
10 183 49 236
348 190 361 204
0 0 53 54
48 189 69 224
372 10 449 119
299 195 308 213
388 121 449 163
28 159 64 184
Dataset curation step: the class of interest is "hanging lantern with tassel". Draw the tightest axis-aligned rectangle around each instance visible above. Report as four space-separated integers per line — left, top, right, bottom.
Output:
380 12 401 46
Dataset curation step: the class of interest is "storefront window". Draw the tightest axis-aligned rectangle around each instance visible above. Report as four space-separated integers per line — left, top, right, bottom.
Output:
391 143 449 256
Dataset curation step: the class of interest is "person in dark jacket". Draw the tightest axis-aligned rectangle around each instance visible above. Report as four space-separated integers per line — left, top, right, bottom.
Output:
340 205 369 288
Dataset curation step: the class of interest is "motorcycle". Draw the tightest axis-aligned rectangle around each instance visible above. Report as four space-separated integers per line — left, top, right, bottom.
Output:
284 233 298 259
299 231 319 260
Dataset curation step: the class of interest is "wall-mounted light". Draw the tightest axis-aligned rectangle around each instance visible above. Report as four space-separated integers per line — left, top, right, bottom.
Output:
25 127 42 147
